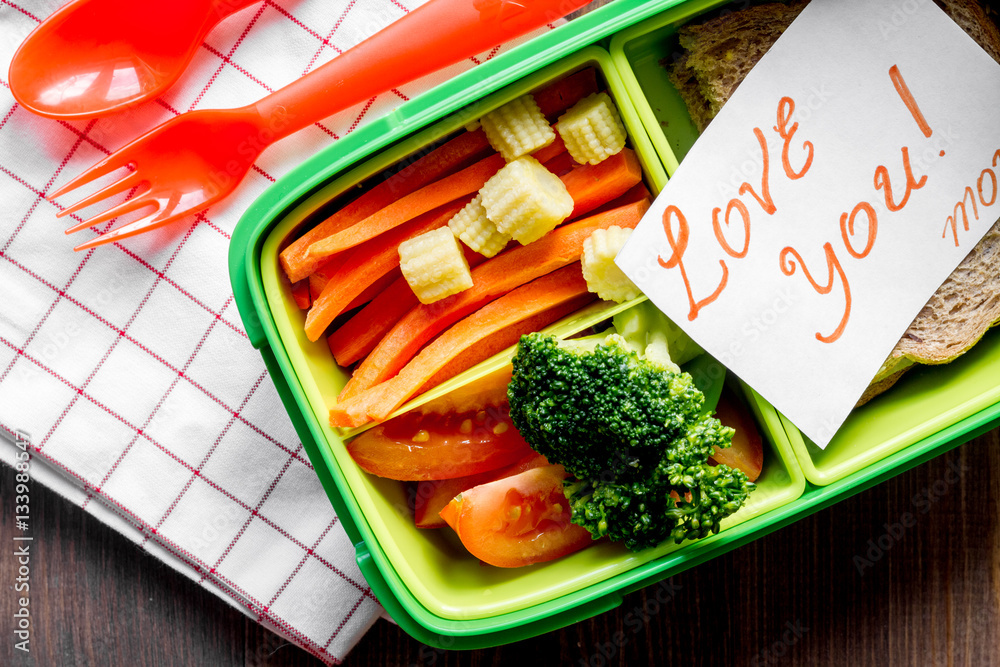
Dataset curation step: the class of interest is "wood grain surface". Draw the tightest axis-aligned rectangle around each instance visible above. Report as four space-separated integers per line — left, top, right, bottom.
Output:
2 429 998 666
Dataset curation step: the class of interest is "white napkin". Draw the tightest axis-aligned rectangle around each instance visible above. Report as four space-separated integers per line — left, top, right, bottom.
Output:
0 0 558 661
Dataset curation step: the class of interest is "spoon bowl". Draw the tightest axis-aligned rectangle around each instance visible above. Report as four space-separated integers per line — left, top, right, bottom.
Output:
8 0 259 119
48 0 594 251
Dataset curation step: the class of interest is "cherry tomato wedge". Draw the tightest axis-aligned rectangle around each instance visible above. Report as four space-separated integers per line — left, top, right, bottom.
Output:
711 389 764 482
347 402 533 481
413 452 549 528
440 465 594 568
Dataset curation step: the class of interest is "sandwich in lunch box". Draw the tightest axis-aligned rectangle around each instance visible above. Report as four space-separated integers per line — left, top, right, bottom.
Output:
666 0 1000 404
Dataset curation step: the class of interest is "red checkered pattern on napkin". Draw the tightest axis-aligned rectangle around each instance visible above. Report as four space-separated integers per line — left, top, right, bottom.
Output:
0 1 559 662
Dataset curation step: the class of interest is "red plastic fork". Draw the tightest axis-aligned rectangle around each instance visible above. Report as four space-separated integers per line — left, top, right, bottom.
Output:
49 0 594 251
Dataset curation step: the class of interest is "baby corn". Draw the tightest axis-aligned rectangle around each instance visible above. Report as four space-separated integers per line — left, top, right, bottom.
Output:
480 94 556 162
448 195 511 258
557 92 627 166
398 227 474 304
581 225 641 303
479 156 574 245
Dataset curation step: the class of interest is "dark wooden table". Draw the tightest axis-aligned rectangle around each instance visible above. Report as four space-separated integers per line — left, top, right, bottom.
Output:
3 427 998 666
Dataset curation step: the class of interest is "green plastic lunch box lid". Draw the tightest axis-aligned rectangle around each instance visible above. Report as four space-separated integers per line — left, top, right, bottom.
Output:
229 0 1000 649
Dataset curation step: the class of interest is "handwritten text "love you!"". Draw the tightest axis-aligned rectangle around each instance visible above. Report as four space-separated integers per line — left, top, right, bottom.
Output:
618 0 1000 447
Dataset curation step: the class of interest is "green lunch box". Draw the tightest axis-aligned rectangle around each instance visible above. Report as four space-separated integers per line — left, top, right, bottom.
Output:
229 0 1000 649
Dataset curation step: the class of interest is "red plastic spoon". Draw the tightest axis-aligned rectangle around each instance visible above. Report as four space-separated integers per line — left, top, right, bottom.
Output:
8 0 260 119
49 0 595 251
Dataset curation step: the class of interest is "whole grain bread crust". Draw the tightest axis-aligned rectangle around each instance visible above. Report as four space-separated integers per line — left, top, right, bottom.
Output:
667 2 808 131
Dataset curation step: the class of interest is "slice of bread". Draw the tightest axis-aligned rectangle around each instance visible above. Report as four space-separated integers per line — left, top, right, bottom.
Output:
668 2 808 132
670 0 1000 128
667 0 1000 404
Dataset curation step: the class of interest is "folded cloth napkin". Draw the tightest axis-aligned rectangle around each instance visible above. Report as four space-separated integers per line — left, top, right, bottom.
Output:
0 1 558 662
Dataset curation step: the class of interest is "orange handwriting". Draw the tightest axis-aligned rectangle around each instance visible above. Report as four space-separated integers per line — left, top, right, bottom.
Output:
779 243 852 344
839 202 878 259
658 205 729 321
889 65 933 138
979 167 997 207
874 146 927 212
942 150 999 246
657 95 813 322
775 97 814 180
739 127 778 215
712 199 751 258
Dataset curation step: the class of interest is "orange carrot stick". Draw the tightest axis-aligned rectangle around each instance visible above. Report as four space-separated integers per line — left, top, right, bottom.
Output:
531 133 565 164
328 250 488 366
543 150 577 177
304 200 467 341
329 276 418 367
283 67 601 285
330 265 592 427
561 148 643 219
338 198 650 401
346 267 402 313
419 293 594 393
283 70 599 284
311 259 398 312
308 259 342 302
592 182 653 214
534 68 599 121
291 280 311 310
308 276 324 303
305 154 505 263
281 129 493 283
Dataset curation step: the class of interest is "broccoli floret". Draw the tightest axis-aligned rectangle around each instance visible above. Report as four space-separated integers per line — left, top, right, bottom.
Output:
507 310 754 552
612 299 703 371
563 456 752 550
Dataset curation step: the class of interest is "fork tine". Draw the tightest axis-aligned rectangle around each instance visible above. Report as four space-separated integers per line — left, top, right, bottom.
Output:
48 149 136 201
63 192 158 234
55 172 144 219
72 207 184 252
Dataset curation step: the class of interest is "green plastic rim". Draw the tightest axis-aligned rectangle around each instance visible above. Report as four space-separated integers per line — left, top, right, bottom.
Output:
228 0 1000 649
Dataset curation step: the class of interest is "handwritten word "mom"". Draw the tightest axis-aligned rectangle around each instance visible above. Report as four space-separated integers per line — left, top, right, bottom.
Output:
942 148 1000 246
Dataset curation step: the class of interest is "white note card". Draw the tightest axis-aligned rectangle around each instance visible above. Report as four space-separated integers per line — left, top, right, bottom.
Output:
617 0 1000 447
